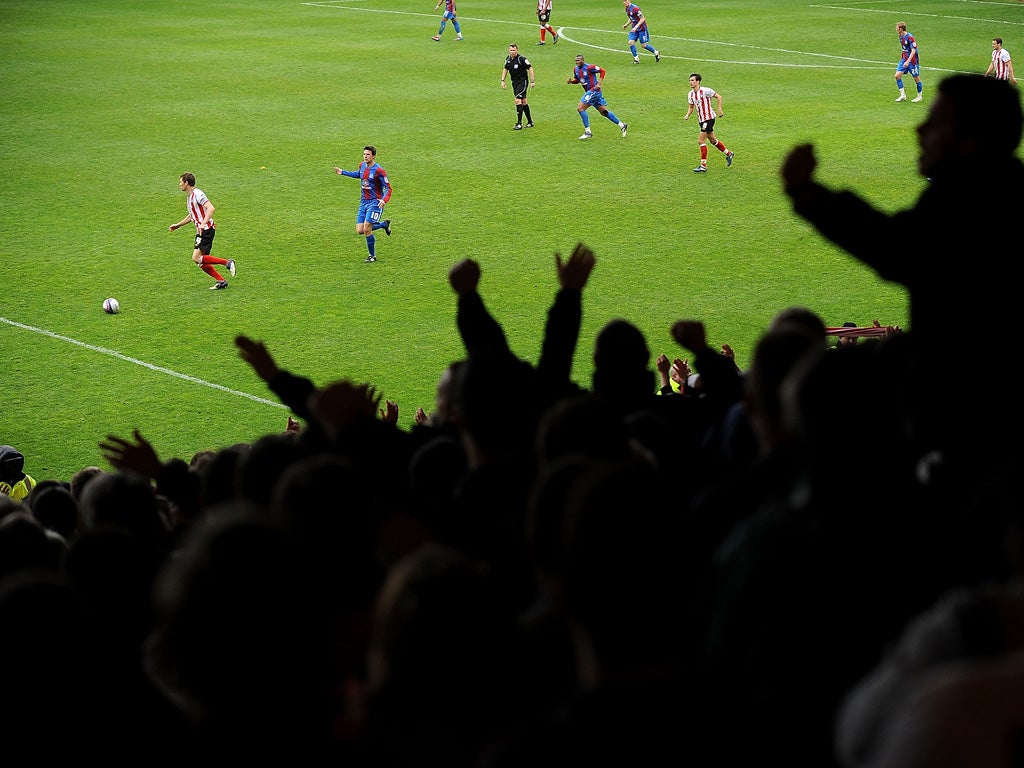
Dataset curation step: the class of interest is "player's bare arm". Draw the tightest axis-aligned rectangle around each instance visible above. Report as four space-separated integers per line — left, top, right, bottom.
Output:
198 200 214 229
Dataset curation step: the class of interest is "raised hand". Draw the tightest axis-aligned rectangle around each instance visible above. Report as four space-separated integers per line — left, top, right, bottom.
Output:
781 143 818 194
671 358 691 386
309 380 382 436
448 259 482 295
555 242 596 290
99 428 163 479
235 335 281 383
671 320 708 352
379 399 399 425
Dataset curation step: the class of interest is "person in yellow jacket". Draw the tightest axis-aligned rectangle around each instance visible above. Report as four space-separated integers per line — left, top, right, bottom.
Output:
0 445 36 502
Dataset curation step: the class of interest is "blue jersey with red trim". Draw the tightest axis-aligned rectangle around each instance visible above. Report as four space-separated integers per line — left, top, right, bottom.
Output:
900 32 919 65
341 162 391 203
624 3 647 31
571 63 603 92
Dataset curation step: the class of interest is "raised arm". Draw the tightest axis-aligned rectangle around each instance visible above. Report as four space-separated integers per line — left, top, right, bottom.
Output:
538 243 595 388
235 334 318 420
449 259 514 363
781 144 818 199
780 143 903 278
671 320 744 409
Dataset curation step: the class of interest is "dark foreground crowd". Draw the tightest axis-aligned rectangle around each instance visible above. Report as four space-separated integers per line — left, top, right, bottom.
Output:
2 74 1023 767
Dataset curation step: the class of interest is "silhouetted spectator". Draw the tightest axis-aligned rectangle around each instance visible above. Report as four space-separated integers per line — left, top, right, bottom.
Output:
145 502 349 763
27 480 79 540
364 543 524 768
69 464 103 503
782 74 1024 472
0 511 64 580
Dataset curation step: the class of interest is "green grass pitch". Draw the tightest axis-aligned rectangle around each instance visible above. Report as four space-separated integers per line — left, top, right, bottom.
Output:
2 0 1020 481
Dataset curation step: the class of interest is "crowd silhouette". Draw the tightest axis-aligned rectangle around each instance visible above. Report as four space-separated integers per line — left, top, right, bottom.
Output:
2 74 1023 766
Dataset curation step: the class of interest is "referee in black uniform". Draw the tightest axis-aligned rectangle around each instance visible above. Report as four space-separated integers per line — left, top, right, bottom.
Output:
501 44 536 130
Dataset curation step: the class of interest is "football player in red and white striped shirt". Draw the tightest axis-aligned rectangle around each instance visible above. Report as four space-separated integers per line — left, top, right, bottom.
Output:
684 73 734 173
169 173 236 290
985 38 1017 86
536 0 558 45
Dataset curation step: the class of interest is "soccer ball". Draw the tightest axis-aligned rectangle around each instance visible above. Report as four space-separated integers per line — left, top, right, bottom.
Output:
103 297 120 314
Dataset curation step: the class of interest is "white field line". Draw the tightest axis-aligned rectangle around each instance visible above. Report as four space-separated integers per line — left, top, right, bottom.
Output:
0 316 287 409
811 2 1024 28
303 0 1011 71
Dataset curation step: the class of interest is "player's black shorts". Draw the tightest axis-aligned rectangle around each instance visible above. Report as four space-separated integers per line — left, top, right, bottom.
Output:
511 79 529 99
193 228 215 254
538 10 551 23
699 118 716 133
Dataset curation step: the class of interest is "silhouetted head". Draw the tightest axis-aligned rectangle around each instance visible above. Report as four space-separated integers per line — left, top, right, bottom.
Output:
918 75 1022 178
591 320 654 403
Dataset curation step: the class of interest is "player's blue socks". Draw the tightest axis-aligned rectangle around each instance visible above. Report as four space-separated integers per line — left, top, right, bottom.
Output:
366 234 376 258
453 21 461 34
917 83 923 95
580 113 590 129
604 110 621 124
438 20 447 34
896 77 904 90
629 44 638 57
372 221 386 231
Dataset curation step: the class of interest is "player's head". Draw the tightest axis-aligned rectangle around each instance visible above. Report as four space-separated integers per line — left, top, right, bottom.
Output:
993 38 1003 49
575 54 585 65
509 43 518 54
689 73 702 85
896 21 907 33
180 172 196 187
363 146 377 161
